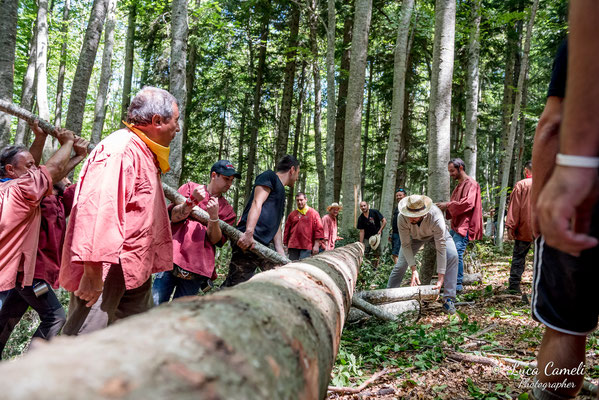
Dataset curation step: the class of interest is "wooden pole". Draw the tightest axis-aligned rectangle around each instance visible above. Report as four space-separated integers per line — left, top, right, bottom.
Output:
0 99 290 266
0 243 365 400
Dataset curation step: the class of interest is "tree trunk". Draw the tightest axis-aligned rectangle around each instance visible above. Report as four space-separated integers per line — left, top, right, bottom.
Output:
120 4 136 125
234 91 251 214
274 3 300 164
463 0 481 180
308 0 326 215
422 0 456 281
90 0 116 144
0 244 364 400
35 0 50 122
333 8 353 203
65 0 108 136
348 299 419 323
496 0 538 248
14 25 37 146
53 0 70 128
357 285 439 304
379 0 414 250
244 2 271 201
164 0 188 188
325 0 336 207
351 296 398 322
286 62 307 218
360 60 373 198
0 0 18 147
512 79 528 187
340 0 372 236
180 35 197 183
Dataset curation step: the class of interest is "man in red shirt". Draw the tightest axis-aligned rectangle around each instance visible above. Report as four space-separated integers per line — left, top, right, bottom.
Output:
60 87 178 335
505 161 533 294
0 122 78 357
436 158 483 291
153 160 239 304
283 193 324 260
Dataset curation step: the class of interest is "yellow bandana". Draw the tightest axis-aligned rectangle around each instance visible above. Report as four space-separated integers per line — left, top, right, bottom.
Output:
297 206 309 215
122 121 171 173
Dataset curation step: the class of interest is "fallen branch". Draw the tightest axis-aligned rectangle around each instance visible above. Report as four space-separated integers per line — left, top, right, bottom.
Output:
430 272 483 287
356 285 440 304
348 300 419 323
467 323 497 340
327 367 400 394
445 350 501 367
351 296 397 322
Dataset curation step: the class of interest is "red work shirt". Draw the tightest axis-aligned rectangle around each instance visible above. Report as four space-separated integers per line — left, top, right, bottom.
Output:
446 176 483 240
506 177 533 242
35 184 76 288
321 214 339 251
171 183 236 279
0 166 52 291
283 207 324 250
60 129 173 292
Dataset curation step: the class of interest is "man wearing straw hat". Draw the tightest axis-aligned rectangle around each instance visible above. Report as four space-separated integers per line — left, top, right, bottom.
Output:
387 195 459 315
321 202 343 251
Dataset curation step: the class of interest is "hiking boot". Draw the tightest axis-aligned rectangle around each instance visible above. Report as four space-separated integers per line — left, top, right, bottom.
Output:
442 298 456 315
506 284 522 295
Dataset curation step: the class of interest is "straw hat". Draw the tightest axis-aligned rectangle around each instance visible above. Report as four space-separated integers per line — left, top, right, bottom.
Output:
398 195 433 218
326 202 343 211
368 233 381 250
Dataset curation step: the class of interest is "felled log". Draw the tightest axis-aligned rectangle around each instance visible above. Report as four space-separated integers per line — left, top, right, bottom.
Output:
356 285 440 304
162 183 290 265
430 272 483 287
348 300 419 323
0 243 364 400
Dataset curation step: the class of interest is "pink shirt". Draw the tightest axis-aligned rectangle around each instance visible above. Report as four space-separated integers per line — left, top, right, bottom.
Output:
0 166 52 291
60 129 173 291
35 184 76 288
446 176 483 240
171 183 236 279
283 207 324 250
321 214 339 251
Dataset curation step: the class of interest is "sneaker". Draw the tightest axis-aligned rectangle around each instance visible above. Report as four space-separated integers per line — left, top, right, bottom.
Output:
442 298 456 315
506 284 521 295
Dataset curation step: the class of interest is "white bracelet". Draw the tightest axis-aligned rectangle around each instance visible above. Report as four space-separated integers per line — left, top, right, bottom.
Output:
209 218 219 222
556 153 599 168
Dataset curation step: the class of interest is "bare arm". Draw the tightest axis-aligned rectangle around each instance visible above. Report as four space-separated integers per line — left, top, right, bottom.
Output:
44 129 75 183
205 198 222 245
28 121 49 166
379 218 387 234
272 224 284 255
237 185 272 250
359 229 365 243
53 137 89 182
74 262 104 307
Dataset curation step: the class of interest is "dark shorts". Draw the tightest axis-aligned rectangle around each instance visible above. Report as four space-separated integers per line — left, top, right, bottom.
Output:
391 233 401 256
531 202 599 336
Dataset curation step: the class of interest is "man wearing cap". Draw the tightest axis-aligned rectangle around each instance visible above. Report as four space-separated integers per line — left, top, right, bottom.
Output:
387 195 459 314
436 158 483 291
357 201 387 268
60 86 178 335
283 193 324 260
222 154 300 287
321 203 343 251
152 160 239 304
390 188 408 264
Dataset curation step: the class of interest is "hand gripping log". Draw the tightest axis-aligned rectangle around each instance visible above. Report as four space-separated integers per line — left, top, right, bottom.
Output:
0 99 290 266
0 243 365 400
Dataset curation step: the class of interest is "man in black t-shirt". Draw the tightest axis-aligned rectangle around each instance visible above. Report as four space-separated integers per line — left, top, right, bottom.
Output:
357 201 386 268
222 155 300 287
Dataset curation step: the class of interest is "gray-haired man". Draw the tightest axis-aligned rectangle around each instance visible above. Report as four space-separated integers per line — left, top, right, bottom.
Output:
387 195 459 314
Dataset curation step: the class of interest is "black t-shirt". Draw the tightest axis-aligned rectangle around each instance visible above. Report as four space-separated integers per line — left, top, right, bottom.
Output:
237 170 286 245
357 209 384 240
391 207 399 234
547 39 567 98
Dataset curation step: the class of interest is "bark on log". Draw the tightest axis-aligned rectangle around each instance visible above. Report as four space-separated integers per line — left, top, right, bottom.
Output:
161 183 290 266
430 272 482 286
351 296 397 322
348 300 419 323
0 244 365 400
356 285 440 304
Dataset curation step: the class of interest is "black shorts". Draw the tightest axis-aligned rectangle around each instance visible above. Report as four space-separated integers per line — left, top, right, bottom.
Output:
531 202 599 335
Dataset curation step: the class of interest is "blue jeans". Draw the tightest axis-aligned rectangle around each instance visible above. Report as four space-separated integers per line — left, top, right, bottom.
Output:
451 230 469 290
152 270 207 306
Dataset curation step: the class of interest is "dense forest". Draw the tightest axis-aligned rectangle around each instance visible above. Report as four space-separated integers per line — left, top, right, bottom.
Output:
0 0 567 244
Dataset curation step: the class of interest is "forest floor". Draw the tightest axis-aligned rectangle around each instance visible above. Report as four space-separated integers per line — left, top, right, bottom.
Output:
327 240 599 400
4 241 598 399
